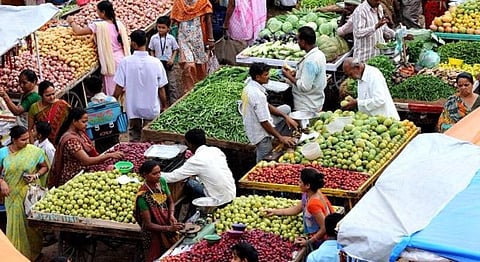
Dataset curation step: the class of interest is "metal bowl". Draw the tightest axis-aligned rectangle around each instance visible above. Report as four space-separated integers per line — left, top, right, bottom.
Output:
192 197 222 214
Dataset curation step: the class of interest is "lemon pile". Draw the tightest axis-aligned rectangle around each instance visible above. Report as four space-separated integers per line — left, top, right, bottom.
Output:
429 0 480 34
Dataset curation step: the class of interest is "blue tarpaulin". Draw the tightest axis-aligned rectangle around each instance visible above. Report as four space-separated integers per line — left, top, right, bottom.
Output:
391 169 480 261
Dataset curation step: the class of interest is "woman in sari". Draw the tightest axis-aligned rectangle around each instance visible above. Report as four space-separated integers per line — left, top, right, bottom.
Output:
437 72 480 133
171 0 214 92
223 0 266 45
48 108 123 188
265 168 334 253
0 126 48 260
134 160 184 262
67 0 130 96
28 80 70 144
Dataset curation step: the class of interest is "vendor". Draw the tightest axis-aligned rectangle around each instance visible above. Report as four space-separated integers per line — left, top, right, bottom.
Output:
264 168 334 251
161 128 236 204
48 107 123 188
0 69 41 127
352 0 395 62
241 63 298 162
336 0 362 42
341 58 399 119
437 72 480 133
282 26 327 113
134 160 183 262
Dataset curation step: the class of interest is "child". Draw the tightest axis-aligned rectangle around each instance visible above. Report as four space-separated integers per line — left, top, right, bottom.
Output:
32 121 56 166
306 213 345 262
148 16 179 105
84 76 119 153
231 242 259 262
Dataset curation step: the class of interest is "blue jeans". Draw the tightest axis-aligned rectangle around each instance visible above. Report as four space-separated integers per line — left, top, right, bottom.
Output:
186 178 206 200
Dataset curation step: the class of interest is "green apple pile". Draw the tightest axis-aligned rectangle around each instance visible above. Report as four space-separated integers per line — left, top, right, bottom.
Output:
33 171 142 224
215 195 303 242
280 110 417 175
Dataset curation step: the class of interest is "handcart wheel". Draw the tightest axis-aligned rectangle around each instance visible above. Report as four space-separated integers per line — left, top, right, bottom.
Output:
62 90 84 109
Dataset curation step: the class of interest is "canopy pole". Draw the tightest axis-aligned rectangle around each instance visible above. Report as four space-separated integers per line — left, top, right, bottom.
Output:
33 32 43 81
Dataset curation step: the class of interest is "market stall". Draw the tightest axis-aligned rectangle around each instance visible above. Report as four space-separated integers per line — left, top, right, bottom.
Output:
337 133 480 261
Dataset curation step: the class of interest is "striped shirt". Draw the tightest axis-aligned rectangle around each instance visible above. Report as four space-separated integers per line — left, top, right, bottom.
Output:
352 1 395 62
241 78 273 144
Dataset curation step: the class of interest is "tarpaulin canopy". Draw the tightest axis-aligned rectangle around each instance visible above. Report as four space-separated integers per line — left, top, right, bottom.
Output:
391 169 480 262
337 133 480 261
0 3 59 55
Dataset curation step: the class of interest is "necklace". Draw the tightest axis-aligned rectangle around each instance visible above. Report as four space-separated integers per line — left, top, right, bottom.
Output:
145 183 167 205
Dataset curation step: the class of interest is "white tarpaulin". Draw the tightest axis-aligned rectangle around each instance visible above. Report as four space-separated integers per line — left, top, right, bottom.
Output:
337 133 480 261
0 3 59 55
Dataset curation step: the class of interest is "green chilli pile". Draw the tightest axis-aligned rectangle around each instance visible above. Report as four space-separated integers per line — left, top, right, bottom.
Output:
149 67 250 144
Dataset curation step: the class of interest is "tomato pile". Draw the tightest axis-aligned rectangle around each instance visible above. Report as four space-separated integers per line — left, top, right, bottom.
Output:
246 163 369 191
161 230 299 262
87 142 152 172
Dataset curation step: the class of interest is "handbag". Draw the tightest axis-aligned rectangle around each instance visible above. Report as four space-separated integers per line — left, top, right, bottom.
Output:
24 183 47 216
215 32 247 65
207 50 221 75
86 102 128 140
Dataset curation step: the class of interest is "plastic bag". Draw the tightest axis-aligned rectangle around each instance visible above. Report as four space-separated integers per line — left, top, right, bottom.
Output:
24 183 47 216
207 51 220 75
418 50 440 69
215 34 246 65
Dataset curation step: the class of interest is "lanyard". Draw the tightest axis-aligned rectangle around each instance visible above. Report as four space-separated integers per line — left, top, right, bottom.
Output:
159 35 167 56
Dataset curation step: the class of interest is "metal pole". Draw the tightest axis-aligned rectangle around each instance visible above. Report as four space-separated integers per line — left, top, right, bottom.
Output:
33 32 43 81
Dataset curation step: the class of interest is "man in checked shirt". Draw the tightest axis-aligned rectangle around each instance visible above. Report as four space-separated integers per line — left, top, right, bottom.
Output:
351 0 395 62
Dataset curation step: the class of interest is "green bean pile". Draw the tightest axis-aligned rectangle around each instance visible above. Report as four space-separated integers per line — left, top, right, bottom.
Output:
149 67 250 144
389 75 455 101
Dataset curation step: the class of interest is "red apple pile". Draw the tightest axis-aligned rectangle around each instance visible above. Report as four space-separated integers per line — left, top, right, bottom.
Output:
247 163 369 191
87 142 152 172
161 230 300 262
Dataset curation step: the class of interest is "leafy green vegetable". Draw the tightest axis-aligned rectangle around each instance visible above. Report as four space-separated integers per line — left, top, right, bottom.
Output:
282 21 294 33
267 18 283 33
319 23 333 35
305 22 318 31
407 39 425 63
438 41 480 64
389 75 455 101
366 55 395 86
286 15 299 27
304 13 318 23
301 0 337 8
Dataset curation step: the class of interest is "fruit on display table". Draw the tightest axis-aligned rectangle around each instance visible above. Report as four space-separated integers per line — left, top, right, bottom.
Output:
215 195 303 242
149 67 249 144
36 26 98 78
279 110 417 175
437 61 480 79
87 142 152 173
429 0 480 34
438 41 480 65
70 0 174 31
160 229 299 262
247 162 369 191
0 52 76 94
33 170 141 224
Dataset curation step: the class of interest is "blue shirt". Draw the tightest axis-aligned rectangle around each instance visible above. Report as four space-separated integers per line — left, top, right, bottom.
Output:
307 240 340 262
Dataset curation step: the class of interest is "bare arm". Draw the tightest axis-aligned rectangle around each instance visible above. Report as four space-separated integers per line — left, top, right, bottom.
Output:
72 149 122 166
140 209 177 232
28 114 35 143
223 0 235 29
149 50 156 57
113 84 124 99
66 16 93 35
309 211 327 242
158 86 168 111
1 93 25 115
266 201 303 216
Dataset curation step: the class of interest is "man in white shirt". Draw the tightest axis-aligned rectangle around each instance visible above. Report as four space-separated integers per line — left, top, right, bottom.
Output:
161 128 236 205
282 26 327 112
242 63 298 162
32 121 55 165
341 57 400 120
114 30 169 142
352 0 395 62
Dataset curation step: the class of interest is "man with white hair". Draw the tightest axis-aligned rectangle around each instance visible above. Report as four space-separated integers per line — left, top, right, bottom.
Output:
341 57 399 119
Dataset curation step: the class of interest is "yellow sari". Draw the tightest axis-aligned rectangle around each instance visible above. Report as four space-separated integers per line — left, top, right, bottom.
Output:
1 144 46 260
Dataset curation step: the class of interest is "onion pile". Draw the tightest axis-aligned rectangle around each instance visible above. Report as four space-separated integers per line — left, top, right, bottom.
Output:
36 26 98 78
87 142 153 173
0 52 76 94
70 0 174 31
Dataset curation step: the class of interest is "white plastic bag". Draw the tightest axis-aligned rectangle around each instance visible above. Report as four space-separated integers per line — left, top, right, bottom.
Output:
207 50 221 75
24 183 47 216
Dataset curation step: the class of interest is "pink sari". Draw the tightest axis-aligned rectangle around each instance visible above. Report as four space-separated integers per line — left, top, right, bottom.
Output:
228 0 267 43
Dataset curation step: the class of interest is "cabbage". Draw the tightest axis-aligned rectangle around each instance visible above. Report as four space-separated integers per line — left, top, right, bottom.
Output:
282 21 294 33
286 15 299 27
305 22 318 31
259 28 272 38
316 17 326 27
267 18 283 33
298 19 307 27
274 30 285 38
330 20 338 30
304 13 318 23
319 23 333 35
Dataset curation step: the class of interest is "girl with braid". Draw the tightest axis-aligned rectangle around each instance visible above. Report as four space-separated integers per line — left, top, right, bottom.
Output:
67 0 130 96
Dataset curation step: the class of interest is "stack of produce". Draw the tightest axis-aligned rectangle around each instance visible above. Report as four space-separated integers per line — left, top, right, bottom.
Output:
418 67 462 86
241 41 305 61
69 0 173 31
87 142 152 172
0 52 76 94
160 230 299 262
36 26 98 78
246 162 369 191
438 41 480 65
215 195 303 242
437 61 480 78
391 74 456 101
255 8 349 62
429 0 480 34
279 110 417 175
33 170 141 224
149 67 249 144
301 0 336 8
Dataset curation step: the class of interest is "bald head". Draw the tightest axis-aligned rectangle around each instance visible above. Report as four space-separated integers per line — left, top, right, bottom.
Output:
343 58 365 80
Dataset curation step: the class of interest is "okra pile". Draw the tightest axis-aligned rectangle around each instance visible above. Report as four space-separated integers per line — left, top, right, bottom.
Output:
149 67 250 144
